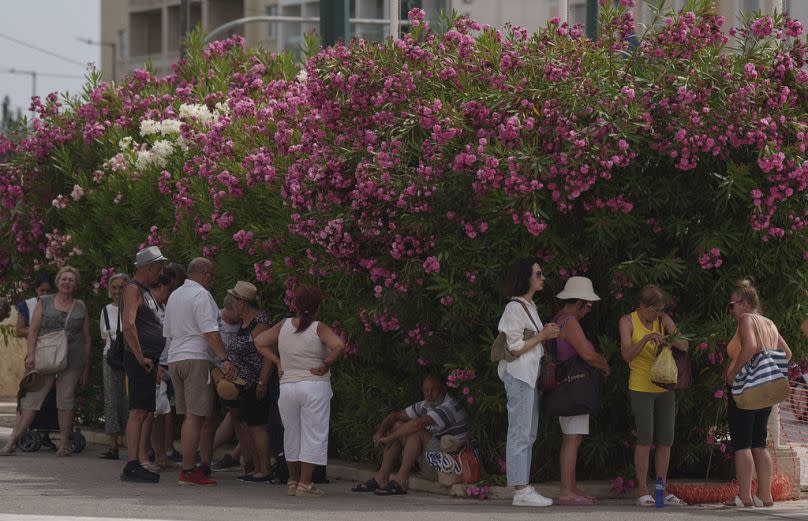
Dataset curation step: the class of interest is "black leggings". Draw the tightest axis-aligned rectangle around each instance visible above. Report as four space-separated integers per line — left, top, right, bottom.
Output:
727 393 771 452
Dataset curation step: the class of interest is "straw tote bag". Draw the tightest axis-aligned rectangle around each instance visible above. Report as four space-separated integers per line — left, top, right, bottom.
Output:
34 299 76 375
731 314 790 410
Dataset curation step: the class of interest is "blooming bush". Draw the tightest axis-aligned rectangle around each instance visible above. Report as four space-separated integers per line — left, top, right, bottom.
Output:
0 4 806 479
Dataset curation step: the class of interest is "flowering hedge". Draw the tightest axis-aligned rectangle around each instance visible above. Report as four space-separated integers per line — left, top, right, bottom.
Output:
1 3 806 480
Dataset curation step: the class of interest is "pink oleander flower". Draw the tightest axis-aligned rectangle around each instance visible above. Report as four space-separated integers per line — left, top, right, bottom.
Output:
714 389 724 399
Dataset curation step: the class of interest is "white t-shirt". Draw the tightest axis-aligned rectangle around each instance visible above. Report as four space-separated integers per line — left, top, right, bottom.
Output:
99 303 120 351
163 279 220 363
496 297 545 387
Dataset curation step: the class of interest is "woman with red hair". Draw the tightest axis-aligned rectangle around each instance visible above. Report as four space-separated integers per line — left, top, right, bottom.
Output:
255 286 345 497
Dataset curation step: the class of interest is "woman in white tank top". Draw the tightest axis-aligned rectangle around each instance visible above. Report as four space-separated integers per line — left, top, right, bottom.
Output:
255 286 345 498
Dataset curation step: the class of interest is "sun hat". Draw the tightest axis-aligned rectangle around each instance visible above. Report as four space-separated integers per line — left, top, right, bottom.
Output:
134 246 168 268
556 276 601 301
19 369 44 394
226 281 258 304
210 367 246 401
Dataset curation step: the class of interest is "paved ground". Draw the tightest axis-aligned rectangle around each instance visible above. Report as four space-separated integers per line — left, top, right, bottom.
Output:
1 444 807 521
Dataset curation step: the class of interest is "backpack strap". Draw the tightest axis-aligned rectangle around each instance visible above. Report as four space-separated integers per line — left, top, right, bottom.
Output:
102 305 112 334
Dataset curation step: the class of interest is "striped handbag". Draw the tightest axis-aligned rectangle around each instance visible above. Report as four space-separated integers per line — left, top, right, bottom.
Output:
731 315 790 411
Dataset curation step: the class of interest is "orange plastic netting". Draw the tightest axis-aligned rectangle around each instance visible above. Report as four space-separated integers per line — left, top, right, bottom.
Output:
668 380 807 504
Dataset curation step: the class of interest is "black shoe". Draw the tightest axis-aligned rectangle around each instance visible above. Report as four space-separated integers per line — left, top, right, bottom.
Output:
121 463 160 483
239 474 271 482
211 453 240 471
39 435 56 451
99 448 119 460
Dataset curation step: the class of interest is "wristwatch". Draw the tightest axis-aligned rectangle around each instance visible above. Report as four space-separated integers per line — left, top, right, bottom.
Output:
257 380 266 386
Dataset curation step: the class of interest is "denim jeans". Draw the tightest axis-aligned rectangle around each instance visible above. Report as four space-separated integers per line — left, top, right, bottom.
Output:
504 371 540 486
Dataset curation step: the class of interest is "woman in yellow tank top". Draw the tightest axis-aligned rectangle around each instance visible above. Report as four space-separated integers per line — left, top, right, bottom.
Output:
618 285 688 507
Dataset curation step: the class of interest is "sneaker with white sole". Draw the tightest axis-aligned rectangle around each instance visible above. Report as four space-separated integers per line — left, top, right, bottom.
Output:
512 486 553 507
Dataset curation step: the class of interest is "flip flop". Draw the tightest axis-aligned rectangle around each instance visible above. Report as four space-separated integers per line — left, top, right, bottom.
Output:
374 479 407 496
555 495 594 506
351 477 380 492
664 493 687 506
637 494 655 507
724 496 753 508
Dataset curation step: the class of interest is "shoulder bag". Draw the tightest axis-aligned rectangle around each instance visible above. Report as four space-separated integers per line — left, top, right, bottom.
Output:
731 314 790 410
34 299 76 375
490 299 539 363
543 316 601 416
105 305 126 371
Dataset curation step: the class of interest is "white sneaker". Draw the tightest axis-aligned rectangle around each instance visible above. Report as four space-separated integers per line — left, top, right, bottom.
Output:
512 486 553 507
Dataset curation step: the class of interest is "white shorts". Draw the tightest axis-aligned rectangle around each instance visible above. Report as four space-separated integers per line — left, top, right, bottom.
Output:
559 414 590 435
278 379 332 465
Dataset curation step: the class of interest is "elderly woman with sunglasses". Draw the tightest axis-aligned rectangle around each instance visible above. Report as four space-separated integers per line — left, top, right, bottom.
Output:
618 284 688 507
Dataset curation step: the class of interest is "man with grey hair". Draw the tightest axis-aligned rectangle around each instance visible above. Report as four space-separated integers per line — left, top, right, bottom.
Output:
120 246 167 483
164 257 235 486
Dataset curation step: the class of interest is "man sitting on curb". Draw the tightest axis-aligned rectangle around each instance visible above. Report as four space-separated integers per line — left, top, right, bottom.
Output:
351 374 468 495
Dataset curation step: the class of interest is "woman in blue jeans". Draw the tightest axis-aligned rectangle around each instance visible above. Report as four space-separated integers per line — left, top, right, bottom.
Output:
497 257 559 507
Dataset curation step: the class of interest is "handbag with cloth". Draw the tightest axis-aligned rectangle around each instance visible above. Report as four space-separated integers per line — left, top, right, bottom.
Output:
731 314 790 410
490 299 540 363
650 321 693 390
34 299 76 375
543 316 601 417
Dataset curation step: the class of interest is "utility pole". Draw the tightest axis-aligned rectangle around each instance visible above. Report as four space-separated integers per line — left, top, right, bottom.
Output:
320 0 349 47
7 68 36 118
586 0 598 39
77 37 116 81
180 0 191 57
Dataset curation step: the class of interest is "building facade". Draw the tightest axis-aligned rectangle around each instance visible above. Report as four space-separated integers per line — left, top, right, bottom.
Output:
101 0 802 81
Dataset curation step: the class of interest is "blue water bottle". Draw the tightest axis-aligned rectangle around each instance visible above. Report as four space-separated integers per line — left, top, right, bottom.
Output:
654 477 665 508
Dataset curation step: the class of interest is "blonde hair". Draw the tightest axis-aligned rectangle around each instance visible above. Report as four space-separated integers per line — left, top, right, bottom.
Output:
55 265 81 287
733 279 761 310
638 284 667 308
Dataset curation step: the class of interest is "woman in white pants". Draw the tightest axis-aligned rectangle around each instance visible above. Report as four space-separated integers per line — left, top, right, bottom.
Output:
255 285 345 497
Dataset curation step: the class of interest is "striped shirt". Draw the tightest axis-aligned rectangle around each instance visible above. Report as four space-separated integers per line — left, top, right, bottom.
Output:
405 394 469 441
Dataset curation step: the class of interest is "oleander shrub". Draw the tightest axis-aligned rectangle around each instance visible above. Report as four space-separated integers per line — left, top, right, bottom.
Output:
1 2 806 480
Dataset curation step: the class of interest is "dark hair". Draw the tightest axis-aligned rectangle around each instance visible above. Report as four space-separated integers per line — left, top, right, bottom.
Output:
162 262 187 289
733 279 761 310
33 272 54 290
293 286 322 333
503 257 541 297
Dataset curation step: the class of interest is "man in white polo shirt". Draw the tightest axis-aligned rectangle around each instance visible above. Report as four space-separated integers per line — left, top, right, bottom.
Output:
164 257 235 486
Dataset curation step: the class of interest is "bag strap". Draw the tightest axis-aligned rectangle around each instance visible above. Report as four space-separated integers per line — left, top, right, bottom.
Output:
510 298 541 333
747 313 767 354
62 299 77 329
102 305 111 334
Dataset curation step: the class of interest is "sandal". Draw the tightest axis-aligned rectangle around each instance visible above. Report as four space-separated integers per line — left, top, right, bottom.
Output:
753 496 773 508
351 477 380 492
55 447 72 457
555 495 594 506
664 493 687 506
287 480 299 496
140 462 161 473
0 445 15 456
637 495 655 507
724 496 754 508
374 479 407 496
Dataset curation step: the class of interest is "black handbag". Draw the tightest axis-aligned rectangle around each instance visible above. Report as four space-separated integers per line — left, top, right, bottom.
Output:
543 356 600 417
104 305 125 371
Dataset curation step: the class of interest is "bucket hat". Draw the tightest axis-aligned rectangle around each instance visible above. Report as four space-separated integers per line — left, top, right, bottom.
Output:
226 281 258 304
556 276 601 301
134 246 168 268
19 369 44 394
210 367 246 401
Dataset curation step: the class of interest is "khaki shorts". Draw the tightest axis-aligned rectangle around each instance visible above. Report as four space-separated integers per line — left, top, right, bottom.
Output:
20 368 82 411
169 359 213 417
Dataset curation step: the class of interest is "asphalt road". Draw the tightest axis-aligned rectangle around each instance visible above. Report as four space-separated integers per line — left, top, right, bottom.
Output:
0 445 807 521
